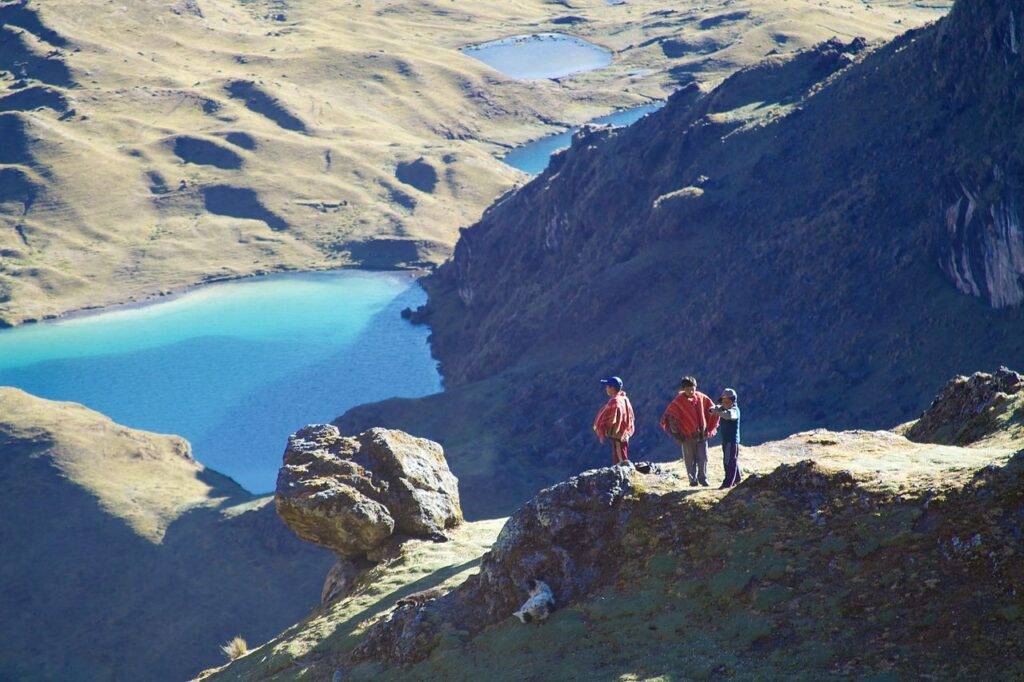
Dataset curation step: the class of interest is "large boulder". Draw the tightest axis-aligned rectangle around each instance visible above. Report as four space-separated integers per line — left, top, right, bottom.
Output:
352 465 641 666
275 425 462 558
906 367 1023 444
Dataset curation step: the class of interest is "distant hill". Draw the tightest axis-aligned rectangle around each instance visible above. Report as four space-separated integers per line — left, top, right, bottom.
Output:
339 0 1023 518
0 387 333 681
0 0 946 325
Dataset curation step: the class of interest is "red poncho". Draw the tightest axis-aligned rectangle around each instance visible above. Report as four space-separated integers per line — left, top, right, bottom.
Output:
660 391 720 440
593 391 636 442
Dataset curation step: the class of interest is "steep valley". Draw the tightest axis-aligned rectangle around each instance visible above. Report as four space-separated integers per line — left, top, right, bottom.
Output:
0 0 947 325
339 0 1024 518
8 0 1024 679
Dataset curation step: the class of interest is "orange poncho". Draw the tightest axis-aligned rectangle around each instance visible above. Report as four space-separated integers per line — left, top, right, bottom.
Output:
660 391 720 440
593 391 636 442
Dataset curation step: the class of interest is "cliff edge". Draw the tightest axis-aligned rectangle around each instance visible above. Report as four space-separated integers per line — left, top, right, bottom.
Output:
203 368 1024 680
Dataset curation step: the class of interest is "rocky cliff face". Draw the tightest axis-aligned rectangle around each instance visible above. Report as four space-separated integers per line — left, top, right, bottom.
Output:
941 179 1024 308
341 0 1024 518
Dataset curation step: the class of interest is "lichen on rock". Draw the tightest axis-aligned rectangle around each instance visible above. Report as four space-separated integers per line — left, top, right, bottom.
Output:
906 367 1023 444
351 464 641 666
275 424 462 560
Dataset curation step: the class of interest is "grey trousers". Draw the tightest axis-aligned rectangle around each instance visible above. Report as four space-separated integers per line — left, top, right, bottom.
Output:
681 438 709 485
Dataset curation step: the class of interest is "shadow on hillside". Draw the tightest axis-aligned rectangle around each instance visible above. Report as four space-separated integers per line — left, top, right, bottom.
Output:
327 556 483 656
0 449 332 682
0 27 73 86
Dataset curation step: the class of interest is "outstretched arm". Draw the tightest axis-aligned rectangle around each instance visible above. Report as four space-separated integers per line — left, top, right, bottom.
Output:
704 396 721 436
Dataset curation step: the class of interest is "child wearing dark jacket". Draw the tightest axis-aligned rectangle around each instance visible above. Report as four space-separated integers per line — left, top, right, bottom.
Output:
711 388 741 488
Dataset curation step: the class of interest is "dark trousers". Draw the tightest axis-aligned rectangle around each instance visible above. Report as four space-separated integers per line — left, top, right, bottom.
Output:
721 441 741 487
611 439 629 465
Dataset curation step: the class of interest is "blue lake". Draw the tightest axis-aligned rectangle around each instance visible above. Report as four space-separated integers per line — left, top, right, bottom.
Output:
503 102 664 175
462 32 612 80
0 271 441 493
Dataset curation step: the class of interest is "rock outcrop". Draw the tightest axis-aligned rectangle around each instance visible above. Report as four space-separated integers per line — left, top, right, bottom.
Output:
906 367 1023 444
351 465 640 666
276 425 462 559
206 367 1024 681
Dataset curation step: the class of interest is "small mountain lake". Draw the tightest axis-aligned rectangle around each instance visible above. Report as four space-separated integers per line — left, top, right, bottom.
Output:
0 271 441 493
503 102 664 175
461 32 612 79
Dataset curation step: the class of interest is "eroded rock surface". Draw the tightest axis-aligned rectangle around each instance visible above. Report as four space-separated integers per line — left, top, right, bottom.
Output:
275 425 462 559
906 367 1023 444
351 465 639 665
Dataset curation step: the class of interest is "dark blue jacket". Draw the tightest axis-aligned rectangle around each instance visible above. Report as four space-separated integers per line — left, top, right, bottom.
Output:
716 405 740 444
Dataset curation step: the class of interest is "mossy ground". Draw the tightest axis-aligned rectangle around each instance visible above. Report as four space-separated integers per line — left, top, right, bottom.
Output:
200 519 505 680
208 411 1024 680
374 455 1024 680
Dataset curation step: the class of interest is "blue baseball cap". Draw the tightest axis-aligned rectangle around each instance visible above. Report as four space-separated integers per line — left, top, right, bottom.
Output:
600 376 623 389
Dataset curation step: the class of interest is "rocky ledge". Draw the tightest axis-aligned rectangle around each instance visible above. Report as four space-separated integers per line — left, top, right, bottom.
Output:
906 367 1023 444
351 464 642 666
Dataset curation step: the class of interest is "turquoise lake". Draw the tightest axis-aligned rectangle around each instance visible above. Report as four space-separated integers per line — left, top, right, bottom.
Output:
461 32 612 80
0 271 441 493
503 102 664 175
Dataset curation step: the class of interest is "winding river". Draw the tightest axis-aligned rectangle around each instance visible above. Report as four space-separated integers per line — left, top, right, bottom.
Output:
503 102 664 174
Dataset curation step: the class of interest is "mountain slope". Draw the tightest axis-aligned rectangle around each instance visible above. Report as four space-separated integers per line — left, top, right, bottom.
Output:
0 387 334 681
0 0 947 325
340 0 1024 518
205 369 1024 680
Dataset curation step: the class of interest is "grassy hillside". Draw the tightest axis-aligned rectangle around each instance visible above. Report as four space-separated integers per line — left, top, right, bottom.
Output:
0 387 334 681
203 375 1024 680
339 0 1023 518
197 518 505 681
0 0 947 325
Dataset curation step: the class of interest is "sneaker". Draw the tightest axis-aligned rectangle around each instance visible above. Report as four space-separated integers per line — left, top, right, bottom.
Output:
689 480 698 487
699 480 710 487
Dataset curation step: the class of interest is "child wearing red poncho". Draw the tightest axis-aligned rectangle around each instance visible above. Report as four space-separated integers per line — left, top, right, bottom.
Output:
593 376 635 465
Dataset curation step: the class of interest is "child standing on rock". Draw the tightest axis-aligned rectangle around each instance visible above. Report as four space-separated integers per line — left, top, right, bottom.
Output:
593 376 635 465
711 388 742 488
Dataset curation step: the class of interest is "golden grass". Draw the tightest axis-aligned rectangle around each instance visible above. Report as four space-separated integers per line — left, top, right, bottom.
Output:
0 0 949 324
220 636 249 662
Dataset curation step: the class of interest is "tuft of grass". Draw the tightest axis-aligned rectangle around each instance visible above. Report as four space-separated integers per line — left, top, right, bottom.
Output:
220 636 248 661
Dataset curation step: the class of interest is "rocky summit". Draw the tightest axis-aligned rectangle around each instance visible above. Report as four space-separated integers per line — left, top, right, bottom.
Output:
276 425 462 559
202 369 1024 681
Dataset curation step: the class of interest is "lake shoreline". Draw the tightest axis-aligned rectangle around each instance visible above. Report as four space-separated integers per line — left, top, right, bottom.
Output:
6 262 433 330
497 100 664 161
0 269 442 493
